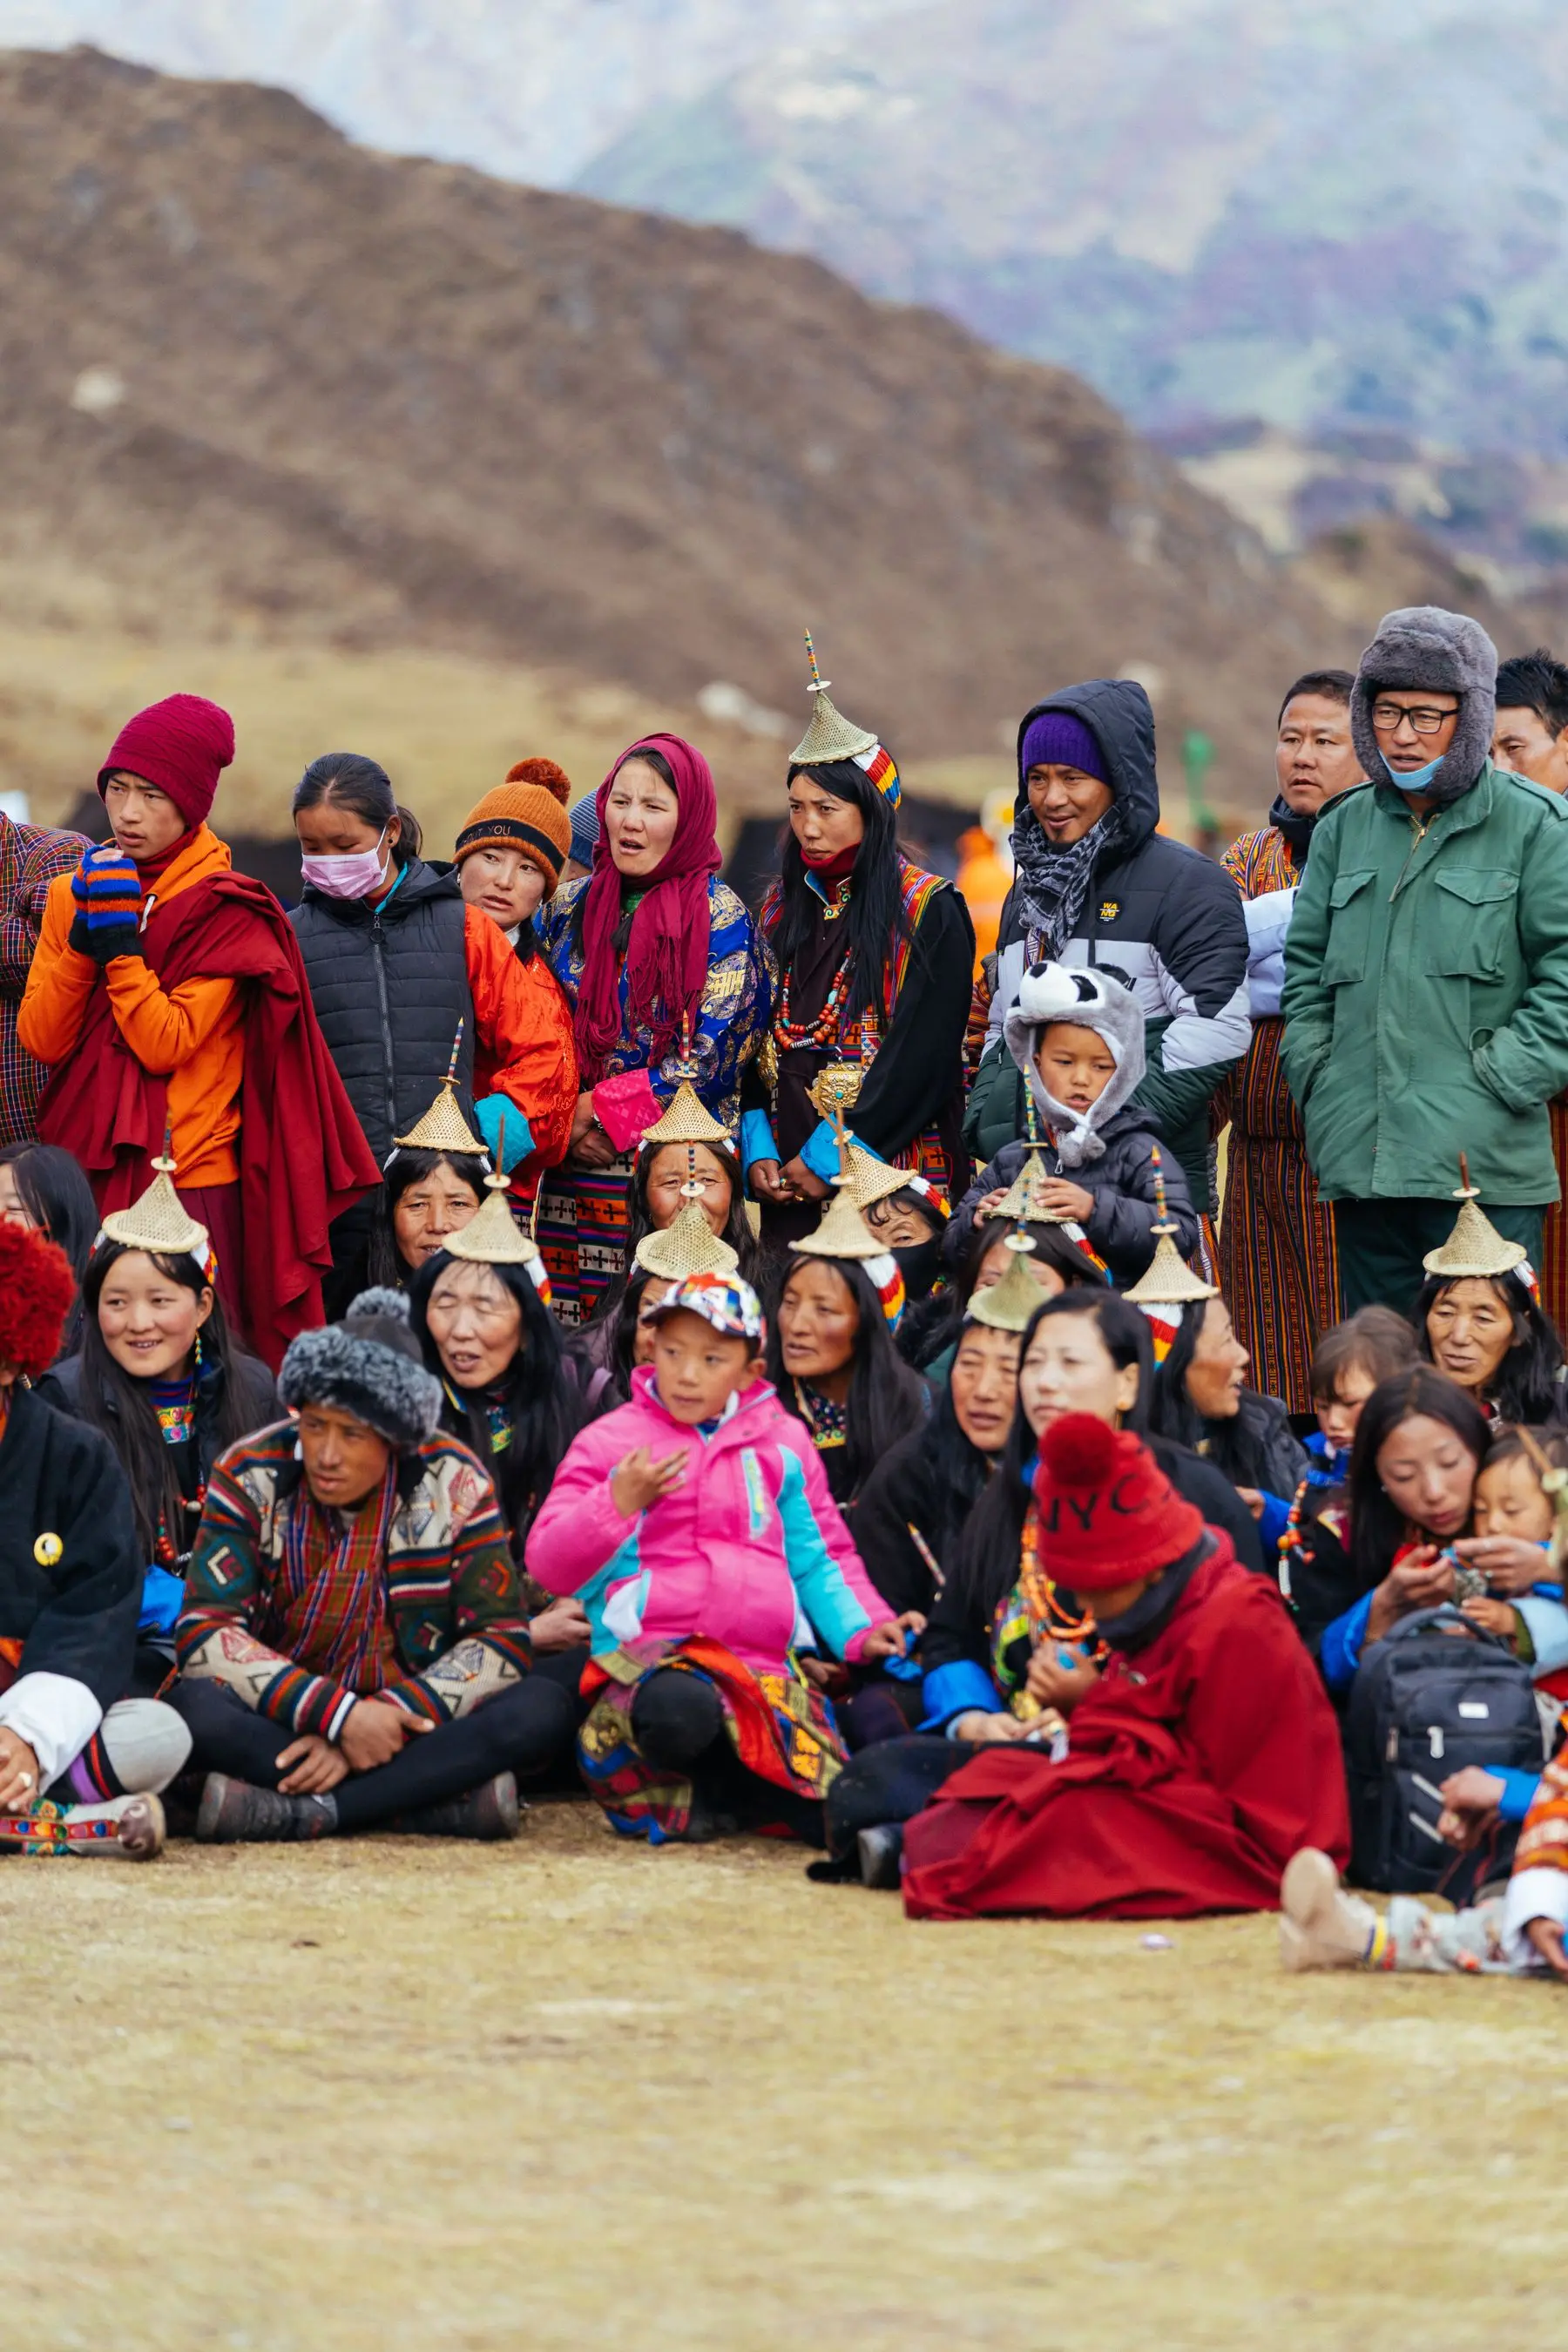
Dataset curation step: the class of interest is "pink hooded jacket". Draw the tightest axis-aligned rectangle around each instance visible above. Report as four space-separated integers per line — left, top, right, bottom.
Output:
525 1368 889 1674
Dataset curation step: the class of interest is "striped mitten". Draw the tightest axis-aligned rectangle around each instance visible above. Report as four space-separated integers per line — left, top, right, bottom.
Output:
70 842 144 963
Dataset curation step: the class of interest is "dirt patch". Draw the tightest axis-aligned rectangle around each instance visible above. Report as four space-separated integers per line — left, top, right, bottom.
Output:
3 1798 1562 2350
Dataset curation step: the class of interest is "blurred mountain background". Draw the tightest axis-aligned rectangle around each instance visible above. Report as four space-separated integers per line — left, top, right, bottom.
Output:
1 3 1565 859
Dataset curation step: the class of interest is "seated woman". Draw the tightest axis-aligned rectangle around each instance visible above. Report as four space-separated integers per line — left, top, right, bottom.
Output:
527 1270 907 1844
1412 1183 1565 1424
39 1156 277 1693
0 1139 99 1359
845 1240 1039 1751
409 1159 598 1774
764 1184 928 1513
1132 1217 1307 1554
845 1145 951 1313
950 961 1202 1285
834 1413 1348 1916
1288 1365 1489 1698
823 1284 1268 1882
0 1218 187 1860
902 1173 1108 1381
364 1067 490 1290
172 1289 578 1842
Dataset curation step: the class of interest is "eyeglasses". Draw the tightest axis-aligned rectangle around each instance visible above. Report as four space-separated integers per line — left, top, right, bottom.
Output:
1370 700 1459 737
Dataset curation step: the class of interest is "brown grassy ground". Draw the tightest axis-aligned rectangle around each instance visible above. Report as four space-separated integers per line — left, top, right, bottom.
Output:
3 1799 1564 2351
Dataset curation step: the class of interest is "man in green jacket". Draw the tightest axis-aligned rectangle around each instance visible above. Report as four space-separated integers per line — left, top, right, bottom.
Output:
1282 605 1568 1316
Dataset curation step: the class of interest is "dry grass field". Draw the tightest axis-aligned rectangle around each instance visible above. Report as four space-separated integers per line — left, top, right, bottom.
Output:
3 1799 1564 2351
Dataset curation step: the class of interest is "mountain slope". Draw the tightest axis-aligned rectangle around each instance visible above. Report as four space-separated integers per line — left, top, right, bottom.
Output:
0 43 1342 821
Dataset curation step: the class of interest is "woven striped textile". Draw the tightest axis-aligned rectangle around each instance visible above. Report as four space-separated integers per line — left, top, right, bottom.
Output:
1216 824 1340 1412
537 1151 635 1329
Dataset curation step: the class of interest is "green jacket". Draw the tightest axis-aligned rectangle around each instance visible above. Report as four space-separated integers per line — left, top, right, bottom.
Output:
1281 764 1568 1203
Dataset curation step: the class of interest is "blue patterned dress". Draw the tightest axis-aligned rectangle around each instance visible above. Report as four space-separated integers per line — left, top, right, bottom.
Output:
534 875 769 1324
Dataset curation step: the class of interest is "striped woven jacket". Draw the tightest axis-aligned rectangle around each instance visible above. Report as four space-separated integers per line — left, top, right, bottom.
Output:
177 1422 531 1740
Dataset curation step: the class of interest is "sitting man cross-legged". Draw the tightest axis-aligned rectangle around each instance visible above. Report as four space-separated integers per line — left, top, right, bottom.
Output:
172 1287 575 1842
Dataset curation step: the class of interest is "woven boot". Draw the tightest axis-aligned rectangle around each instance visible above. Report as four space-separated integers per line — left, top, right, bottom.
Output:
384 1772 519 1841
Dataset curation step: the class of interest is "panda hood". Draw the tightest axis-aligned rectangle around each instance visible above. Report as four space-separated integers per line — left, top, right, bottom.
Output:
1001 960 1147 1168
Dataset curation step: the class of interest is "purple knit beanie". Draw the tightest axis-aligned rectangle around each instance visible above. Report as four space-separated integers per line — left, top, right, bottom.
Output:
1020 709 1109 787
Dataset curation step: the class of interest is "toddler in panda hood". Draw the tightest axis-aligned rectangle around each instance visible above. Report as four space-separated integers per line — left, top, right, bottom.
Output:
946 961 1202 1284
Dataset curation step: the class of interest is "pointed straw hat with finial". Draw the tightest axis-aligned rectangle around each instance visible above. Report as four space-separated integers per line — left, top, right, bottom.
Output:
982 1087 1051 1224
443 1108 549 1291
1423 1152 1528 1281
636 1200 740 1281
789 630 902 802
390 1024 487 1162
789 1103 905 1321
639 1015 733 1151
1123 1147 1222 1355
100 1130 210 1265
967 1227 1044 1333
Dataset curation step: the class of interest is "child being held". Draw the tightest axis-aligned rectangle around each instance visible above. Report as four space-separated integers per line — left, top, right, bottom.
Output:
1452 1429 1568 1671
947 962 1200 1286
526 1270 911 1844
1302 1308 1420 1490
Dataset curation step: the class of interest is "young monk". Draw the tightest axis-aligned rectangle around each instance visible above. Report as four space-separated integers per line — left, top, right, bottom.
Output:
18 694 378 1364
172 1288 576 1842
527 1270 911 1844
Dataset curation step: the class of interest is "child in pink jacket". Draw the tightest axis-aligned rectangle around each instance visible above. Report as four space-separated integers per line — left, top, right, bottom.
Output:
527 1270 909 1842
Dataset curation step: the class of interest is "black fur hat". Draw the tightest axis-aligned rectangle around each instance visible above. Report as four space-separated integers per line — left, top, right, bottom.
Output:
279 1287 442 1448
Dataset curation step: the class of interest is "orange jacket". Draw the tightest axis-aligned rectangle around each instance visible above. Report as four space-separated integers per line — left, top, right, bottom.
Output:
19 827 245 1186
464 904 577 1172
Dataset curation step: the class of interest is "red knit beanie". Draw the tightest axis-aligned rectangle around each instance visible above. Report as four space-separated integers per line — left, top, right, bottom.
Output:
98 693 236 832
0 1220 77 1380
1031 1415 1204 1591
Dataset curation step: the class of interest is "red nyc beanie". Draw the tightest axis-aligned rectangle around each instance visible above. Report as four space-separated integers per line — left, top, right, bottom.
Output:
1031 1415 1205 1591
98 693 236 832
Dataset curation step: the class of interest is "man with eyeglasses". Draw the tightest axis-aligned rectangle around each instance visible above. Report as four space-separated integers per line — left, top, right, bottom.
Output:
1282 605 1568 1316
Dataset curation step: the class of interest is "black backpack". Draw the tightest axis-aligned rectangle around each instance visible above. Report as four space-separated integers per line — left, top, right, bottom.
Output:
1343 1605 1550 1894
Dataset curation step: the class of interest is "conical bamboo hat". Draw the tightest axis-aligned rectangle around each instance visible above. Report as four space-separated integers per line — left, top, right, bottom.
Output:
639 1080 732 1152
987 1148 1052 1224
1124 1229 1219 1308
843 1139 912 1212
791 1185 886 1263
635 1199 740 1281
100 1153 209 1263
790 628 880 767
966 1236 1044 1332
392 1080 487 1160
1424 1192 1527 1281
443 1167 542 1269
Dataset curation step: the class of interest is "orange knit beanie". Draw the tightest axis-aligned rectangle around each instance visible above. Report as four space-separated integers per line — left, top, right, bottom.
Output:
455 758 573 887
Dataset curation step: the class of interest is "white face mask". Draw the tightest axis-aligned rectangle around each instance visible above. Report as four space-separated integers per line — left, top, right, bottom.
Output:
301 825 390 900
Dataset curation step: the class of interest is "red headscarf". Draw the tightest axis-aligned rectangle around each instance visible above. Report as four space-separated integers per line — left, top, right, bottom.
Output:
574 734 720 1085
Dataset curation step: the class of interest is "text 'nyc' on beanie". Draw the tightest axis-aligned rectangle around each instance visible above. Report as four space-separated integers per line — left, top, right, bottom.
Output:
1031 1414 1204 1590
455 759 573 890
98 693 236 833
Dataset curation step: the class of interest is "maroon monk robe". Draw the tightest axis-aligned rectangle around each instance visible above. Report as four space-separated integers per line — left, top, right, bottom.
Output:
38 871 380 1370
902 1540 1349 1922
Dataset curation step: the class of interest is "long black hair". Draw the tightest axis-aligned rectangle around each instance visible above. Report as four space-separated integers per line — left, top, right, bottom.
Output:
0 1142 98 1284
1148 1298 1278 1485
950 1289 1155 1625
408 1250 585 1549
293 752 423 868
1411 1269 1565 1425
585 1137 763 1330
919 1344 1010 1566
367 1148 490 1288
772 758 916 1021
897 1214 1105 1371
76 1241 273 1555
765 1253 928 1499
1346 1365 1490 1588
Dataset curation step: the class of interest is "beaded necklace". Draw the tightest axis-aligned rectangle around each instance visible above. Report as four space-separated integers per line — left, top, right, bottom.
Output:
1017 1502 1099 1646
792 1379 848 1450
774 949 862 1057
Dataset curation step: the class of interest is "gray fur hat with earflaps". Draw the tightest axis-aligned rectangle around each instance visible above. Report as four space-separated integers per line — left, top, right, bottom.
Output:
1350 605 1498 809
1002 960 1146 1167
278 1287 443 1449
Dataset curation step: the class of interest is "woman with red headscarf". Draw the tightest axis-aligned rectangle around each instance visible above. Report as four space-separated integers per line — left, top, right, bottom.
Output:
535 735 769 1325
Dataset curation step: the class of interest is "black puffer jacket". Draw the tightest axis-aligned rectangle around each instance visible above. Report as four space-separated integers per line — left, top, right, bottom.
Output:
970 679 1250 1206
947 1114 1201 1286
39 1351 280 1490
288 859 476 1165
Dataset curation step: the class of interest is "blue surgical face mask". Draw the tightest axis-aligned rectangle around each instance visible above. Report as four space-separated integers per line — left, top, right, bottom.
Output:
1385 754 1444 795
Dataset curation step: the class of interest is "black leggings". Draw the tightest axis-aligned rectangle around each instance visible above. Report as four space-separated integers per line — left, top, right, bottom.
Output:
172 1675 579 1833
824 1734 970 1858
630 1668 826 1846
